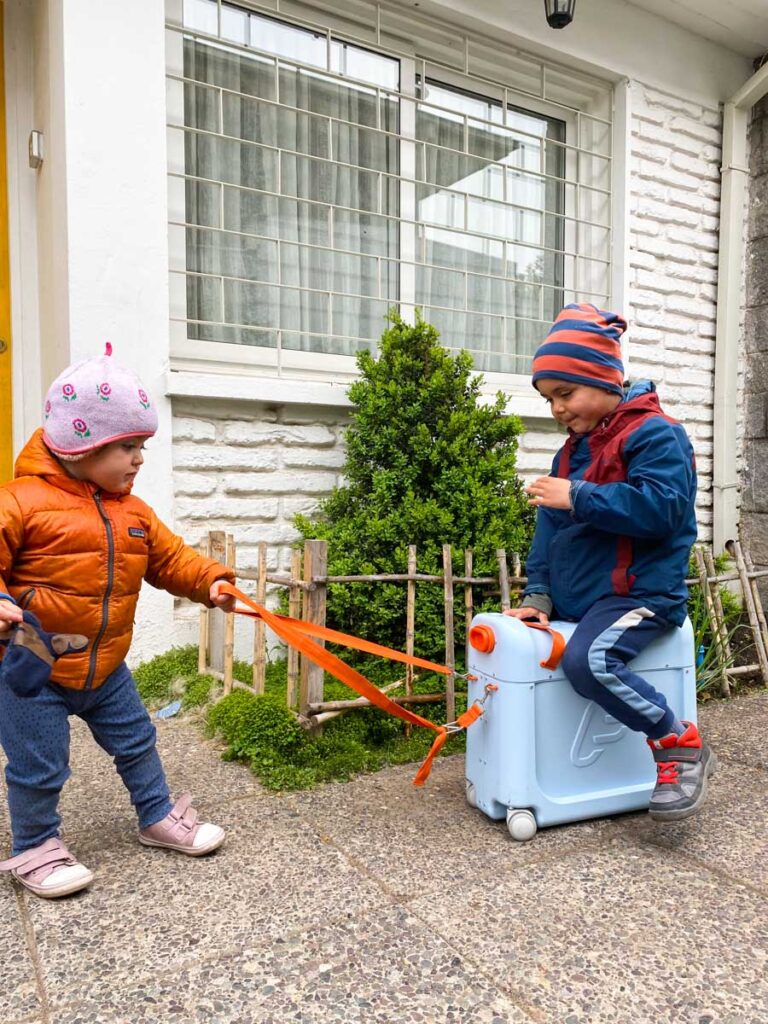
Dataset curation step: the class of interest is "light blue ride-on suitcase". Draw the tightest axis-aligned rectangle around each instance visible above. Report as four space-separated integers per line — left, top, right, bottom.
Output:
464 612 697 841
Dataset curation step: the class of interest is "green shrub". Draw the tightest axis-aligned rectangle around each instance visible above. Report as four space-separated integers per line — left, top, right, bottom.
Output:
182 673 216 709
208 689 304 761
206 676 465 791
294 310 534 665
134 645 201 708
132 642 464 792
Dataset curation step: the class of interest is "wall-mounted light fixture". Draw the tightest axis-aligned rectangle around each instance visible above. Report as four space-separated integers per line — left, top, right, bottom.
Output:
28 130 44 169
543 0 576 29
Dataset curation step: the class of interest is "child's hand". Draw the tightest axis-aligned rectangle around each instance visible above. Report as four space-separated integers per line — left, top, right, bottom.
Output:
209 580 236 613
0 599 23 636
525 476 571 510
503 606 550 626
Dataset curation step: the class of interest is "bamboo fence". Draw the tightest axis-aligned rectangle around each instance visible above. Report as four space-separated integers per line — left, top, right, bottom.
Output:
198 533 768 725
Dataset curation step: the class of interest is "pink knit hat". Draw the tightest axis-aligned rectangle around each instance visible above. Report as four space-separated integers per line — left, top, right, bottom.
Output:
42 343 158 458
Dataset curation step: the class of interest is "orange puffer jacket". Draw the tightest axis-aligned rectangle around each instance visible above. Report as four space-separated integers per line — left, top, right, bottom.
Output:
0 429 234 690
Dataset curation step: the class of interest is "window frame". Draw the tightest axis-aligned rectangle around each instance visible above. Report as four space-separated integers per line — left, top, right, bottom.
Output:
165 0 619 405
410 65 577 376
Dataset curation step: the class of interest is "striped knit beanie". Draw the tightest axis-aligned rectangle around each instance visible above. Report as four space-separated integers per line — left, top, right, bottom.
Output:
531 303 627 396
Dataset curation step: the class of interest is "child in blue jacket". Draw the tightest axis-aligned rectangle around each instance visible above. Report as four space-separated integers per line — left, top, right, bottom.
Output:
505 302 714 821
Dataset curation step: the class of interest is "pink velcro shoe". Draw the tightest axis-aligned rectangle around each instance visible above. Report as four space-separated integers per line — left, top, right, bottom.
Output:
0 837 94 899
138 793 225 856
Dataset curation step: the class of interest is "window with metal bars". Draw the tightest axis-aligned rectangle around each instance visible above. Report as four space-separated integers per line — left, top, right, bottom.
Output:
167 0 613 377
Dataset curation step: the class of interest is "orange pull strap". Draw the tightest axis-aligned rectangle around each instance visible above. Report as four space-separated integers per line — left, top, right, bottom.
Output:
521 621 566 670
410 701 486 786
219 582 485 785
230 594 451 676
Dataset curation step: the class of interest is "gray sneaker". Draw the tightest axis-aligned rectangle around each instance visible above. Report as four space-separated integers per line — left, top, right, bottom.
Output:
647 721 716 822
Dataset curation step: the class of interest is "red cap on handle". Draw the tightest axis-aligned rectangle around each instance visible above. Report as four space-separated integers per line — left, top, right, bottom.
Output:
468 624 496 653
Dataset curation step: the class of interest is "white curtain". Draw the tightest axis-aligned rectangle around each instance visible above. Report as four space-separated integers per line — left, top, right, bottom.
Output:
182 29 567 372
183 38 399 356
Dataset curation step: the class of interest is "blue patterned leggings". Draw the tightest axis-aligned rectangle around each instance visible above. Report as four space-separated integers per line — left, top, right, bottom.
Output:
0 662 173 855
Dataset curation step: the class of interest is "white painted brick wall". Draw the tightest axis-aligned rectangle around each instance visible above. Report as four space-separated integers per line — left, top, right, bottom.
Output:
170 398 349 657
515 424 563 479
172 399 348 570
627 81 724 542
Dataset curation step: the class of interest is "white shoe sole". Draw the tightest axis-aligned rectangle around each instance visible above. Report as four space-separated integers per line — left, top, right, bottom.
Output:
13 865 94 899
138 827 225 857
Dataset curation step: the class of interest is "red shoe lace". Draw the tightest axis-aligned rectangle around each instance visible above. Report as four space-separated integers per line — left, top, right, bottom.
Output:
656 760 680 785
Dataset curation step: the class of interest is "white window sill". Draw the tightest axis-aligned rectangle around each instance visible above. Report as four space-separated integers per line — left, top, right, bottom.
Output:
166 368 355 408
165 365 552 421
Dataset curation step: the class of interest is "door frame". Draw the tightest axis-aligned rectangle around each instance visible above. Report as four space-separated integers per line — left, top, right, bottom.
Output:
0 2 14 482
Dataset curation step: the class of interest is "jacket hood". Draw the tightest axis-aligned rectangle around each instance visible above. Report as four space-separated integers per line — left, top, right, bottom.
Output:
614 380 662 422
594 381 669 445
14 429 96 498
622 379 655 402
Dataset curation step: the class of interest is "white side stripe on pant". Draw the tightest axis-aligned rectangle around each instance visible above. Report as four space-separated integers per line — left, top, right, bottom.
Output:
586 607 667 725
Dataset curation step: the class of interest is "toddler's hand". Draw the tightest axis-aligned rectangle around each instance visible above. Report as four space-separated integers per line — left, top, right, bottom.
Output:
0 599 23 635
503 606 550 626
209 580 236 613
525 476 571 510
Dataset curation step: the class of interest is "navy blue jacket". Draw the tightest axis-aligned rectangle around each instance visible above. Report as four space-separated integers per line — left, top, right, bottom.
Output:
523 382 697 626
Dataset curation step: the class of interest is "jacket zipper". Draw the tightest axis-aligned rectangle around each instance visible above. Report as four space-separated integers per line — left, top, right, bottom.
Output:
85 491 115 689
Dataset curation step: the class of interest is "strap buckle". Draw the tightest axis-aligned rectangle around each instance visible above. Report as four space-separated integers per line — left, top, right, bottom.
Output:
476 682 499 708
443 721 465 735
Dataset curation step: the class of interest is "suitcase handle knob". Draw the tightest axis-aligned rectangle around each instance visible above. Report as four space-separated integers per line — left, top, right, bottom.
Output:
468 624 496 653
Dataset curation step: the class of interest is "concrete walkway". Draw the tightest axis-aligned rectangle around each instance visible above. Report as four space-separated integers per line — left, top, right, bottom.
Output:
1 691 767 1024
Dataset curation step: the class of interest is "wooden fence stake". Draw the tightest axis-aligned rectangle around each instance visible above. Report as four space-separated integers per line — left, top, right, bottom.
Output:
464 548 473 669
731 540 768 686
307 679 405 727
198 534 211 674
744 549 768 657
405 545 417 739
223 534 236 695
443 544 456 723
286 548 302 709
252 541 267 694
496 549 510 611
703 547 733 683
309 689 460 714
208 531 227 677
693 546 730 697
462 552 475 638
299 540 328 719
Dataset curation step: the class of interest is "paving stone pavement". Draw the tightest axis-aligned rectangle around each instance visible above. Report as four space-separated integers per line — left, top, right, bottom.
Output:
1 691 767 1024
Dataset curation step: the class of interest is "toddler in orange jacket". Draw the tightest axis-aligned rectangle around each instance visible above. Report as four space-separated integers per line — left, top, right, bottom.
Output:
0 345 235 898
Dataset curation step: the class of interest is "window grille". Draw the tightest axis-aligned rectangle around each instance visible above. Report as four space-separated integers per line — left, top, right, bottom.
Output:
167 0 613 376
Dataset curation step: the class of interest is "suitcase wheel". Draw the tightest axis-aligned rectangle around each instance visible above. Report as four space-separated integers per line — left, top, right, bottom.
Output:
465 779 478 809
506 808 537 842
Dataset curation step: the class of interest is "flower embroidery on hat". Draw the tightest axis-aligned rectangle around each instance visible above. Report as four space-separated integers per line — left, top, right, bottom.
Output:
42 342 158 456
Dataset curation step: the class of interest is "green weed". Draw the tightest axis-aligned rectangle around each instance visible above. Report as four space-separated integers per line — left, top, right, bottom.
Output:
133 643 461 791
